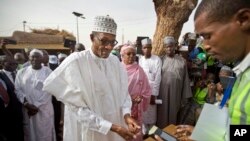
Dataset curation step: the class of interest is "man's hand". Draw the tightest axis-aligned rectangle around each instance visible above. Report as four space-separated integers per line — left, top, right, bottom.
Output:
124 114 141 134
111 124 136 140
132 95 143 104
150 95 156 105
174 125 194 141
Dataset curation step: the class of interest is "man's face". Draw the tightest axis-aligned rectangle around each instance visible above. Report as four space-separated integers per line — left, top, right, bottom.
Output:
75 44 85 52
142 44 152 58
42 51 49 64
164 44 175 56
188 39 196 52
91 32 117 58
194 12 246 63
3 57 17 72
29 52 43 69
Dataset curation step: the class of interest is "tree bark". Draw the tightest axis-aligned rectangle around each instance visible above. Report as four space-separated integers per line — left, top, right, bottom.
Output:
152 0 198 56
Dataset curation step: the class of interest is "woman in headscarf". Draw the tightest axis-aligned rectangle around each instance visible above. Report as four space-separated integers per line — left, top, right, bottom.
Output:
120 44 151 141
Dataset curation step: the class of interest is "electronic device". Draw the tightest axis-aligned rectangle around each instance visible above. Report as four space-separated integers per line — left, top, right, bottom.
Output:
148 125 177 141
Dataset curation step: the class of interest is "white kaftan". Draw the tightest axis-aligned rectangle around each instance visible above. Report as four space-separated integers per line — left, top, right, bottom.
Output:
139 55 162 125
15 66 55 141
43 49 132 141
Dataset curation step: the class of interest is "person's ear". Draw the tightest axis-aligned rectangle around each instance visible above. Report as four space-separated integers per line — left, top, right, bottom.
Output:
90 34 94 42
236 9 250 32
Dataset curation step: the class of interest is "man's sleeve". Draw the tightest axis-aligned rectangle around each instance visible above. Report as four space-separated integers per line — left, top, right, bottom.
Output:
71 106 112 135
15 70 26 103
119 61 132 116
152 57 162 96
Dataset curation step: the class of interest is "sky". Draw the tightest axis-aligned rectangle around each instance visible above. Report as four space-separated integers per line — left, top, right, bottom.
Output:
0 0 200 48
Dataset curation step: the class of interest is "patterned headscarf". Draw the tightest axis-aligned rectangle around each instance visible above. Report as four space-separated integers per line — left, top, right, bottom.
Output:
120 44 136 56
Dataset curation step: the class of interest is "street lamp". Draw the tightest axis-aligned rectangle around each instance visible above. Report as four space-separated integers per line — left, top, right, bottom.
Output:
23 21 27 32
72 12 85 43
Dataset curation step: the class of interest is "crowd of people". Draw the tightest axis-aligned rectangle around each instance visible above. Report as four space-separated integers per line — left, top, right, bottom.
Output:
1 0 250 141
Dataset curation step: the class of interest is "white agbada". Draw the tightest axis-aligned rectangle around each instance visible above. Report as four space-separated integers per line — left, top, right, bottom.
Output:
139 55 162 124
43 49 132 141
15 66 55 141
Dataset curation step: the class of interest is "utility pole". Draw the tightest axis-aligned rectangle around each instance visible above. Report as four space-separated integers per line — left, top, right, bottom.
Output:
23 21 27 32
122 28 124 44
72 12 85 43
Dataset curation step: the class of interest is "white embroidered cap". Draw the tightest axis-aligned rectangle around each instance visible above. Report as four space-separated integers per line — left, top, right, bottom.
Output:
92 15 117 35
49 55 58 64
163 36 175 45
29 49 43 57
141 38 152 45
58 53 68 59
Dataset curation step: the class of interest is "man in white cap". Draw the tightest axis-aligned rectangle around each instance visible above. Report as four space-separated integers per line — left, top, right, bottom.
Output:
156 36 192 128
49 55 58 71
43 15 140 141
15 49 55 141
138 38 162 132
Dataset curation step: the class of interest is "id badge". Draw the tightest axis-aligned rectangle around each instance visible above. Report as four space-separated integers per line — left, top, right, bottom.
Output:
35 80 44 90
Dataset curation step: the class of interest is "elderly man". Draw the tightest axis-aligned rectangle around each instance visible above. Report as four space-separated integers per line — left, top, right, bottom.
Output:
15 49 55 141
156 36 192 128
43 15 140 141
138 38 162 131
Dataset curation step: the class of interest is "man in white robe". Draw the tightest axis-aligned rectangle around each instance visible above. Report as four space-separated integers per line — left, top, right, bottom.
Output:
139 38 162 131
15 49 55 141
43 15 140 141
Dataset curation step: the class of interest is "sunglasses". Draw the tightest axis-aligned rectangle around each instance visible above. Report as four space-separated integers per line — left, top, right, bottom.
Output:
96 35 118 46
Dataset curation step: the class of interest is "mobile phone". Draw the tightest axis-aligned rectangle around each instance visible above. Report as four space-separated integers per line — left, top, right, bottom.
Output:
4 38 17 45
148 125 177 141
64 39 76 48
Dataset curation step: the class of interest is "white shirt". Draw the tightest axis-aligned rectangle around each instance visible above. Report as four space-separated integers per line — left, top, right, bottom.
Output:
233 52 250 77
139 55 162 96
43 49 132 141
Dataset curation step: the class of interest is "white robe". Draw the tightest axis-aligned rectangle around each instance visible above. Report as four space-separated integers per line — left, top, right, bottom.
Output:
139 55 162 124
15 66 55 141
43 49 132 141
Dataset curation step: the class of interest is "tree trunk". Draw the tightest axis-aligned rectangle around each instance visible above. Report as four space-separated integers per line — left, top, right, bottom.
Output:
152 0 198 56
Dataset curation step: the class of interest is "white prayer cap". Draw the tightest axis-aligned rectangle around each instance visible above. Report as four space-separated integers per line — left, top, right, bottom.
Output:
58 53 67 59
188 33 197 40
220 65 234 75
92 15 117 35
29 49 43 57
141 38 152 45
163 36 176 45
49 55 58 64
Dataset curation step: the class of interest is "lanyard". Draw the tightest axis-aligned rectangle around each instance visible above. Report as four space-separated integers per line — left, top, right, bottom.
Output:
219 76 236 109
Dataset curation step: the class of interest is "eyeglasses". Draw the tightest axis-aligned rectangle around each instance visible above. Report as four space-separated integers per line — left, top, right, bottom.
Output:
95 35 118 46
